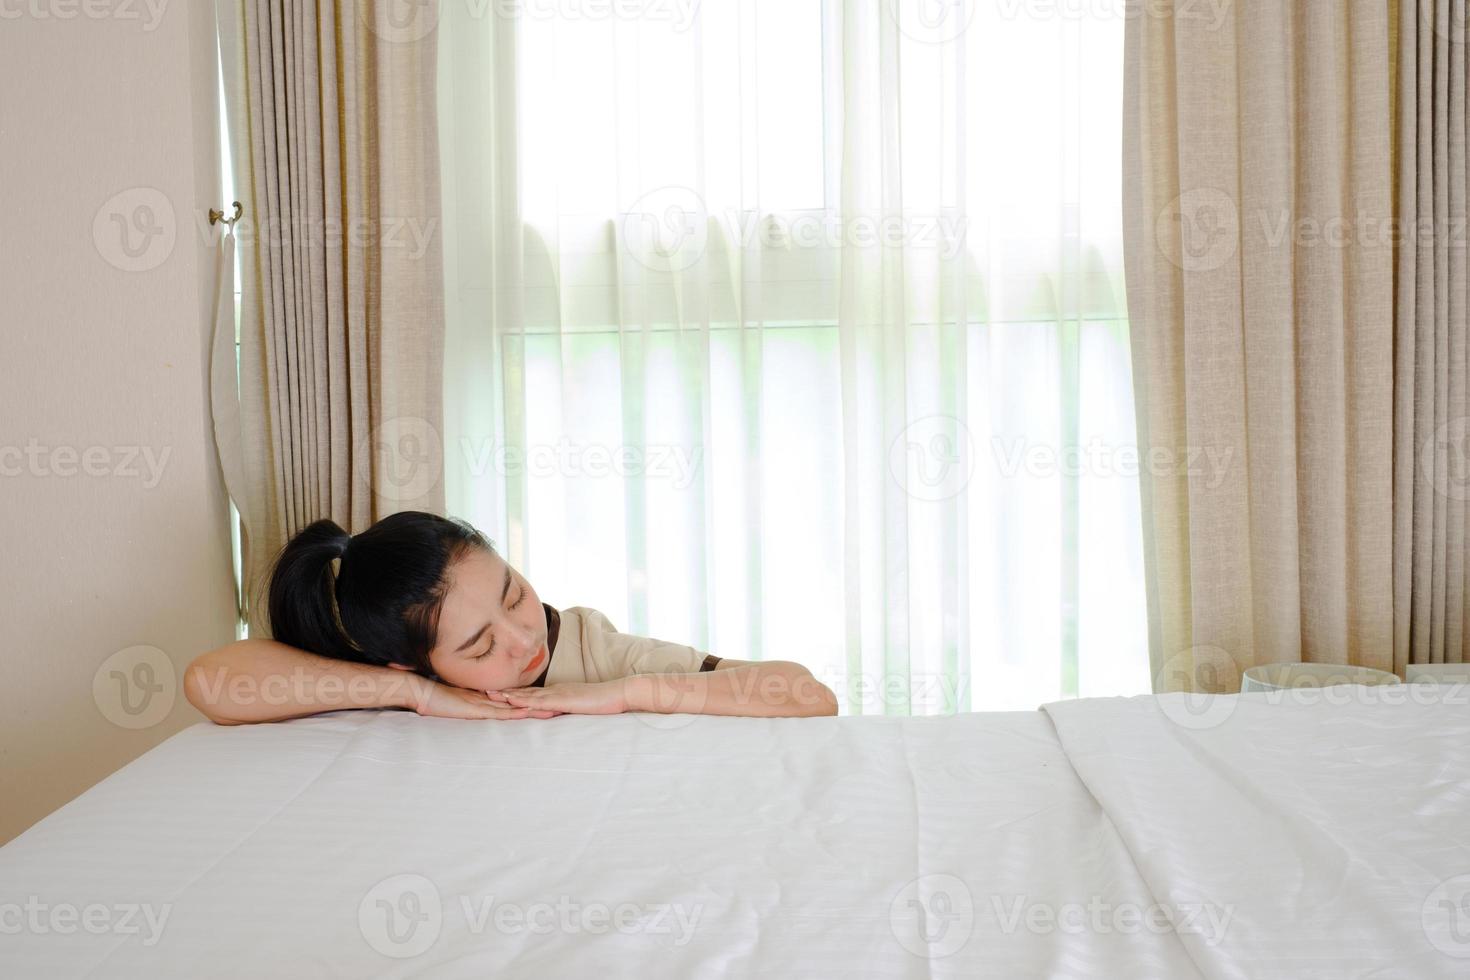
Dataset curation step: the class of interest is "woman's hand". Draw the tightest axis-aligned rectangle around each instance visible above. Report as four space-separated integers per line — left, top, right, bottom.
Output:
408 677 562 721
492 681 628 715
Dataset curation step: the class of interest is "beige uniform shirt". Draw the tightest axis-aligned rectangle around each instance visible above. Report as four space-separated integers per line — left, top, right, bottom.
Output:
539 605 720 686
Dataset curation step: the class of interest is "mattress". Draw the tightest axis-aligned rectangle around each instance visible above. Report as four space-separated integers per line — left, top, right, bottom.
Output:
0 690 1465 978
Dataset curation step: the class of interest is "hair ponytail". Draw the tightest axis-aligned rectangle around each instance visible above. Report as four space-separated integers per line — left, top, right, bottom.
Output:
267 518 358 662
265 511 492 674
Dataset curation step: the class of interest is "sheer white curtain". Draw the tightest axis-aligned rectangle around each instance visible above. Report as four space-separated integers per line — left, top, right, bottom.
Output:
437 0 1143 713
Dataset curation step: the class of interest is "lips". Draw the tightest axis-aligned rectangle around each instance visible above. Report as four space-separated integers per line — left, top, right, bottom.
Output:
521 649 546 677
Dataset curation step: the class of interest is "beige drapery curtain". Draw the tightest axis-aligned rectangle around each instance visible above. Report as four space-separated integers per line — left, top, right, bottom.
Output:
1394 0 1470 671
1124 1 1396 692
215 2 447 635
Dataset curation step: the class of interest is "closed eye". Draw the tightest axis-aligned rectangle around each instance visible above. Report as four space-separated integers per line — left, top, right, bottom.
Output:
474 582 527 659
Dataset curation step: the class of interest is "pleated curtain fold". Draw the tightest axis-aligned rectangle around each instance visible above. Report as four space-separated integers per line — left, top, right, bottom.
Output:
1127 0 1470 691
1394 0 1470 671
1124 0 1396 692
215 1 447 635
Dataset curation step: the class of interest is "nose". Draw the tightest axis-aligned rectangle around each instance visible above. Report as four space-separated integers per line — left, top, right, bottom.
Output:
502 623 537 660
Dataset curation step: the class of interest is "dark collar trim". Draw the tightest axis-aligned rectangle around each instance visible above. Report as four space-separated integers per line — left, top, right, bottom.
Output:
532 603 560 688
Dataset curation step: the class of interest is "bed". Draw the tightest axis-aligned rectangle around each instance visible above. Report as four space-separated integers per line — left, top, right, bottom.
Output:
2 691 1467 978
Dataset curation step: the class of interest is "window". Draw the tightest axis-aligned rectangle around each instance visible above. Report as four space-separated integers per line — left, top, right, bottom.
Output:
439 0 1144 713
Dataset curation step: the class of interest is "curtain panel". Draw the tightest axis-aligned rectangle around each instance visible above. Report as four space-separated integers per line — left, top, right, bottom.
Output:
1121 0 1470 692
438 1 1145 712
215 0 448 634
1394 0 1470 671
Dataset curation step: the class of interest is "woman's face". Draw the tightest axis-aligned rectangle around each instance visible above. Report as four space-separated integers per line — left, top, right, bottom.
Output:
417 547 549 692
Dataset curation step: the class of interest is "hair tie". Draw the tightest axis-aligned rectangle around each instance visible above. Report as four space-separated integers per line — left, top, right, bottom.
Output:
328 534 362 652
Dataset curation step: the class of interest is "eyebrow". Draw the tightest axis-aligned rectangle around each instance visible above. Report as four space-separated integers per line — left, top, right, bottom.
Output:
453 565 514 654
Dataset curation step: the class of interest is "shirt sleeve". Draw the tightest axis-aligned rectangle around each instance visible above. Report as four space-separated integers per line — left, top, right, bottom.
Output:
578 608 717 678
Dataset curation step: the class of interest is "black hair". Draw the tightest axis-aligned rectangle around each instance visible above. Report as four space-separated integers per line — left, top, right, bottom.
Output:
266 511 492 676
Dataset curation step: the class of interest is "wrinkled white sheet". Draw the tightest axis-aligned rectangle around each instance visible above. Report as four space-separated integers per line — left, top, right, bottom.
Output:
1 693 1464 978
1043 691 1470 979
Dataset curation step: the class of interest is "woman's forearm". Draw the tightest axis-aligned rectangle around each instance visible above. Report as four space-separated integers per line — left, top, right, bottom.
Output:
625 661 838 718
183 639 417 725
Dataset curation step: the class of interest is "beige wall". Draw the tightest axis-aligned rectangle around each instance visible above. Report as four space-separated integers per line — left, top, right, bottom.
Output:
0 1 237 844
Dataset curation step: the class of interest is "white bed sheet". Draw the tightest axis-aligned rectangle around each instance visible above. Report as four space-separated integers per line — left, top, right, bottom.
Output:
0 692 1465 978
1044 691 1470 979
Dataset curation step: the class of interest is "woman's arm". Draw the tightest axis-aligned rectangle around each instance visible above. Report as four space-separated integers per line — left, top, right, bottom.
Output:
632 659 838 717
496 660 839 718
183 639 555 725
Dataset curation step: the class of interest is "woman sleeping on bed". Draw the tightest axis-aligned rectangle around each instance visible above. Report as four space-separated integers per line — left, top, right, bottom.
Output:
184 510 837 725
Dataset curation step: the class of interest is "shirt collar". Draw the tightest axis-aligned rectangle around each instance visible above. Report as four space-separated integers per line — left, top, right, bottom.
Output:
532 603 560 688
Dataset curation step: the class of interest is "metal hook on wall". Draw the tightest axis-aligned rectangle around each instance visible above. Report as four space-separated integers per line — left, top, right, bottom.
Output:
209 201 244 228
